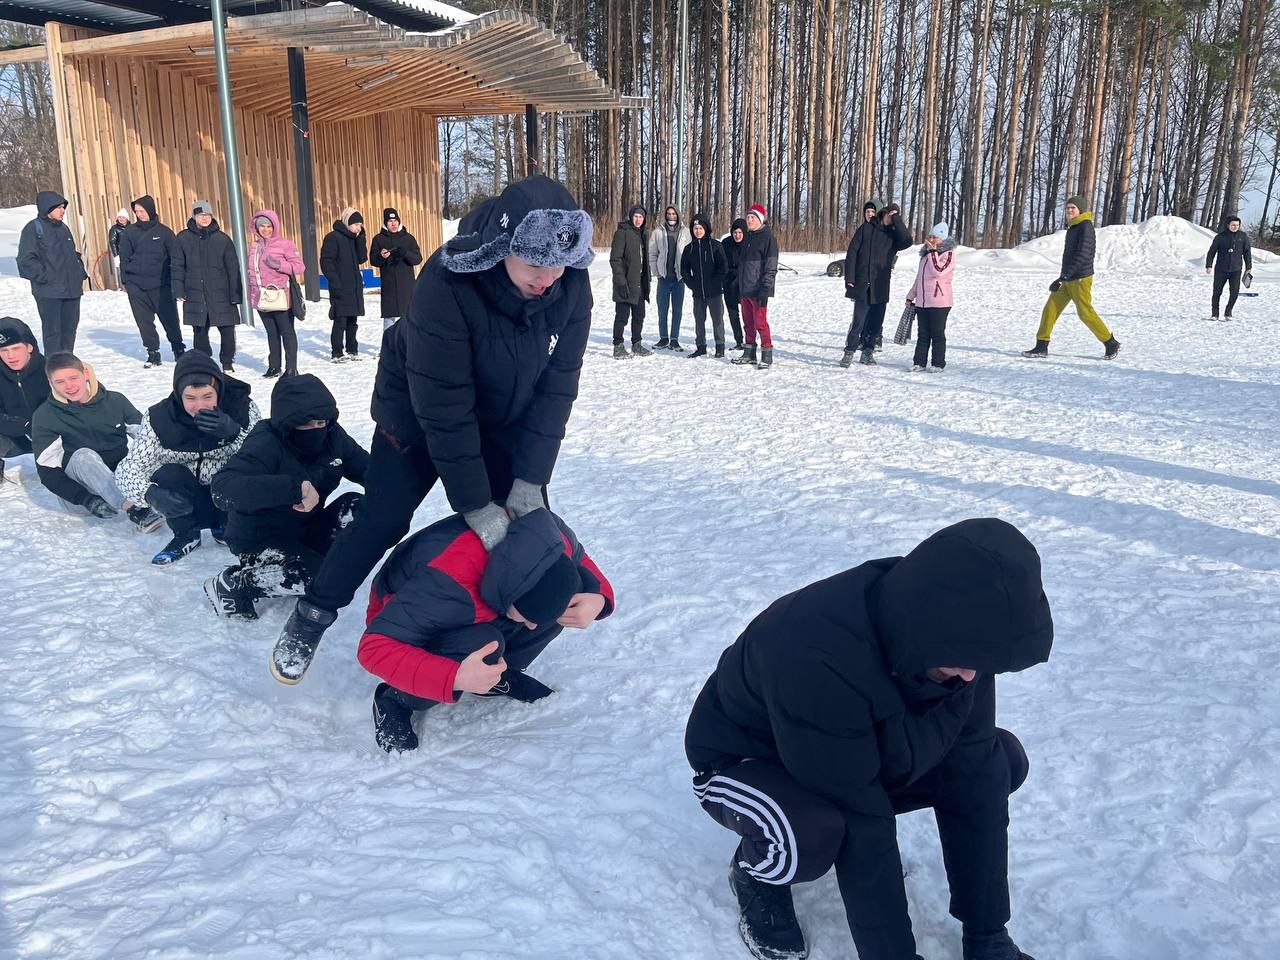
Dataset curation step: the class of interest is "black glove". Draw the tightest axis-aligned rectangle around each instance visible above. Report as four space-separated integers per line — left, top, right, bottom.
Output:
194 407 241 441
146 482 193 518
83 495 116 519
1049 278 1063 292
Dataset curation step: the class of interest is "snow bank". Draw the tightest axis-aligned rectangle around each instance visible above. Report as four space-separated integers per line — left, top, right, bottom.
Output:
0 204 35 277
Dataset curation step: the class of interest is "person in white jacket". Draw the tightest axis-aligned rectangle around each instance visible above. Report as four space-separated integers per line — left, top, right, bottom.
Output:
648 205 691 351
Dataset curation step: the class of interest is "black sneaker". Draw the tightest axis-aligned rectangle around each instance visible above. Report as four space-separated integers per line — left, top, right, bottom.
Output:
612 343 632 360
263 367 282 379
839 349 857 368
962 925 1037 960
654 338 670 349
473 669 554 703
728 860 808 960
669 339 686 352
151 532 201 565
144 352 162 369
127 504 165 534
203 568 258 620
269 599 338 684
858 348 877 365
688 346 708 358
1103 336 1121 360
84 495 117 519
372 683 419 753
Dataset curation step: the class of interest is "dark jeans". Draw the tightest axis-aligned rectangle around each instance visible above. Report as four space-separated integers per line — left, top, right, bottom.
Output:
331 316 359 357
1212 271 1241 317
35 297 81 355
613 301 646 345
845 298 887 351
723 288 744 346
692 296 725 349
913 306 950 368
193 324 237 368
656 276 684 340
150 463 223 538
231 493 362 602
126 285 185 356
259 310 297 374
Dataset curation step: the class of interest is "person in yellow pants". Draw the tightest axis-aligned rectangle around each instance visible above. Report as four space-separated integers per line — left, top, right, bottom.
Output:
1023 195 1121 360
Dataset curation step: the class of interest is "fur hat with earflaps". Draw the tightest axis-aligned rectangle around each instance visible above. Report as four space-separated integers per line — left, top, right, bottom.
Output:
442 175 594 274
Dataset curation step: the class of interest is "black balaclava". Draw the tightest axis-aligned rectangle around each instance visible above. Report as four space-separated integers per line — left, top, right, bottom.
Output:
290 425 329 459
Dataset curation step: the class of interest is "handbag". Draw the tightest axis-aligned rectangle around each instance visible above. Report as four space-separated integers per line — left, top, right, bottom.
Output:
252 246 290 313
893 302 916 345
288 273 306 321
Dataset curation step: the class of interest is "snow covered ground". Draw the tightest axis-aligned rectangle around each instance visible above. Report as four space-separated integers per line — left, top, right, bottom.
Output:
1 216 1278 960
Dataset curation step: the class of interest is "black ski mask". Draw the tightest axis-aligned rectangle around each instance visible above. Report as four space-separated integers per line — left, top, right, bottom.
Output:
290 425 329 458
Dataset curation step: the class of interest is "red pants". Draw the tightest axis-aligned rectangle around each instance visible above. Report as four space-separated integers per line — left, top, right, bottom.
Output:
741 296 773 348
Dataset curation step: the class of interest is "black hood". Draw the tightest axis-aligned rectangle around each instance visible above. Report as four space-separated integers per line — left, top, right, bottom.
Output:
132 194 159 223
269 373 339 433
730 218 749 235
479 509 572 615
0 316 40 350
36 190 69 218
625 203 648 228
873 518 1053 677
331 220 360 240
691 212 713 239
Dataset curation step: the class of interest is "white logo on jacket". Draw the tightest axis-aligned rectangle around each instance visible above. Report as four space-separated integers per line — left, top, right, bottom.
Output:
547 334 558 355
499 213 510 229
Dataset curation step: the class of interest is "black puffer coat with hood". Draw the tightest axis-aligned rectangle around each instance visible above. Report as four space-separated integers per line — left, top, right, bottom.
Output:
17 191 87 300
0 317 50 440
681 214 728 301
118 195 178 292
720 217 749 303
609 204 651 305
685 518 1054 960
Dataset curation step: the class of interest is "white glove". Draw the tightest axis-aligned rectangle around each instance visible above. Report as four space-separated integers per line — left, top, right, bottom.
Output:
464 502 511 551
504 478 545 519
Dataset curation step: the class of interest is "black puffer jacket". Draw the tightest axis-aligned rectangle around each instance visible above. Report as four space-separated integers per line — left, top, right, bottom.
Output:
720 218 748 302
119 196 178 292
212 373 369 553
0 318 50 440
681 215 728 301
685 518 1053 960
1205 228 1252 275
173 217 243 328
320 220 368 318
371 250 593 515
609 205 650 305
737 224 779 304
16 191 87 300
368 222 423 319
1059 212 1096 281
844 214 913 304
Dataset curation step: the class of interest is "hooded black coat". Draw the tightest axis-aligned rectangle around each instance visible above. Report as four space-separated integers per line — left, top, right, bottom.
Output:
368 224 423 319
119 196 178 292
609 206 651 305
212 373 370 554
172 217 243 328
320 220 368 318
1205 228 1253 275
844 215 913 304
737 224 779 303
720 218 749 302
0 318 50 440
371 250 592 516
681 217 728 301
685 519 1053 960
17 191 87 300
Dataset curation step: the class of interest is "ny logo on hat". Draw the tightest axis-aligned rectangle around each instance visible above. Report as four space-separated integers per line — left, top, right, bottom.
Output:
499 213 511 229
556 226 576 249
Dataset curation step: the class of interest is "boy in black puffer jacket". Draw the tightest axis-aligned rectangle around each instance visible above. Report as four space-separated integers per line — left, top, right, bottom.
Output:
207 374 368 626
681 213 729 358
720 218 748 350
0 317 50 482
119 194 187 367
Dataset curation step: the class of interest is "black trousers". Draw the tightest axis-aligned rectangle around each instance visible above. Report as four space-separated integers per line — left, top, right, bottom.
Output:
612 301 646 345
259 310 297 374
331 316 359 357
723 287 744 345
150 463 224 538
913 306 950 368
193 325 237 368
693 728 1029 932
1212 271 1241 318
845 298 887 351
127 286 185 356
692 296 726 350
35 297 81 355
232 493 362 602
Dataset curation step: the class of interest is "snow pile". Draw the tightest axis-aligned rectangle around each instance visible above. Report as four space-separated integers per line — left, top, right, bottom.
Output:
0 204 35 277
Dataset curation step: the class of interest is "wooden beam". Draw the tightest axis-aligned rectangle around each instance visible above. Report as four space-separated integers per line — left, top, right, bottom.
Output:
44 23 84 254
0 46 48 65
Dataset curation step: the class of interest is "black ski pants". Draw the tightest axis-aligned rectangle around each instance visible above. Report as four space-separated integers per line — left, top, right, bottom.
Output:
692 296 726 350
35 297 81 355
913 306 950 369
232 493 363 602
331 316 359 357
149 464 223 539
723 286 744 346
1212 270 1241 318
612 301 646 345
259 310 297 374
845 298 887 351
193 325 237 368
127 285 185 357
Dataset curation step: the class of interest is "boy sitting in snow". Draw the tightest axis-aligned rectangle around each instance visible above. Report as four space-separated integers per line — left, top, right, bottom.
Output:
357 508 614 753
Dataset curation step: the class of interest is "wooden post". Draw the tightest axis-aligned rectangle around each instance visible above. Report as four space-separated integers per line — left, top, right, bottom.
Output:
44 22 85 267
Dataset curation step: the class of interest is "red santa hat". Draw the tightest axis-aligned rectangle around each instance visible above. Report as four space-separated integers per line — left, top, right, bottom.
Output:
747 204 768 223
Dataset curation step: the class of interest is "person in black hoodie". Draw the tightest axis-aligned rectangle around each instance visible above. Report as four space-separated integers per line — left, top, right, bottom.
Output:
681 213 729 358
368 208 423 332
609 204 654 359
320 207 368 361
733 204 779 368
720 218 748 351
842 199 912 367
16 190 88 354
0 317 51 483
685 518 1052 960
1204 214 1253 321
206 374 368 621
119 194 187 368
270 175 594 686
173 200 243 373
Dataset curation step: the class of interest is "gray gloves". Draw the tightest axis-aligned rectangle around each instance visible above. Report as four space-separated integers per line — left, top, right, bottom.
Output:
464 502 510 551
504 478 545 519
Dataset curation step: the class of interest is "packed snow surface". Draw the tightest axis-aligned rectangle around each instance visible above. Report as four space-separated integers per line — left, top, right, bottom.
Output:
1 216 1278 960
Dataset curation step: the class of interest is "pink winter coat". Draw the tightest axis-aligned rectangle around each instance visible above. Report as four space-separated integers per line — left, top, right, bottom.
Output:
247 209 305 309
906 237 956 308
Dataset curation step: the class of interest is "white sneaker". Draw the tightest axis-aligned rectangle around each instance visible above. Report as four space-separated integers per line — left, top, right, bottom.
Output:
330 355 348 364
927 366 944 374
910 364 926 373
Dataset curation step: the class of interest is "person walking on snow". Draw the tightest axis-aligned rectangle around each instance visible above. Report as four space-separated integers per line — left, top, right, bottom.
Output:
320 208 368 361
16 191 88 355
247 210 306 379
720 218 748 351
609 204 654 359
1205 215 1252 322
649 205 692 350
357 507 614 753
842 199 912 367
733 204 779 369
108 208 130 289
270 175 595 686
685 518 1052 960
368 208 423 332
1022 195 1120 360
173 200 243 373
906 222 957 372
119 194 187 367
682 213 729 358
0 317 52 484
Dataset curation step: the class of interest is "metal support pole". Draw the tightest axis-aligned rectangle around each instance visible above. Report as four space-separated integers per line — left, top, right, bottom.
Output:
289 47 321 300
525 103 539 175
210 0 252 326
675 0 689 213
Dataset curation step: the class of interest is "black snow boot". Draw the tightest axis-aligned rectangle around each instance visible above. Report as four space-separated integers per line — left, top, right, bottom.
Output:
839 349 857 368
270 599 338 684
962 926 1037 960
688 345 708 358
612 343 631 360
473 669 555 703
632 341 654 357
203 568 258 621
1103 336 1121 360
714 343 726 359
874 335 883 351
733 345 758 366
144 351 162 369
1022 339 1049 358
728 860 808 960
372 683 419 753
758 347 773 368
858 347 877 365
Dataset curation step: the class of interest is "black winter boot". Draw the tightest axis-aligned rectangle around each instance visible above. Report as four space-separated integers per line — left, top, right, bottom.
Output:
654 337 670 349
372 683 419 753
839 349 857 368
858 347 877 365
612 343 631 359
669 339 686 352
688 345 708 358
270 599 338 684
632 341 654 357
144 351 162 369
1103 336 1121 360
733 345 757 366
962 926 1036 960
728 860 808 960
758 347 773 368
714 343 726 359
1021 339 1049 358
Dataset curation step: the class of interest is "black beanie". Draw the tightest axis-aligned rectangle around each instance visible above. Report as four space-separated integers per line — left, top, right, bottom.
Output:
383 208 400 224
347 211 364 226
512 554 582 626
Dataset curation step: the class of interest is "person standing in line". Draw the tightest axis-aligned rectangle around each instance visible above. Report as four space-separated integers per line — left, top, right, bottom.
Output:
649 204 691 350
842 199 912 367
720 218 748 351
732 204 778 369
16 190 88 355
368 208 423 332
320 208 368 362
173 200 243 374
119 194 186 368
906 222 957 373
681 213 729 359
247 210 306 379
1022 195 1120 360
1205 214 1252 322
609 204 654 359
108 208 130 289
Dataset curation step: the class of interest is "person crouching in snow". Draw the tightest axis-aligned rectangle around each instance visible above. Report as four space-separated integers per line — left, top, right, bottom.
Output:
906 221 957 372
685 518 1052 960
115 351 259 565
206 374 368 624
358 508 614 753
